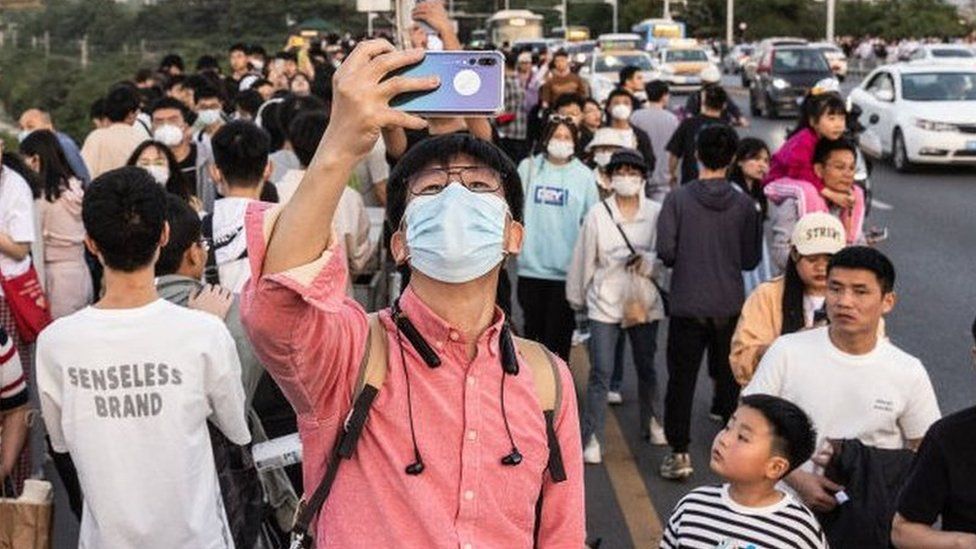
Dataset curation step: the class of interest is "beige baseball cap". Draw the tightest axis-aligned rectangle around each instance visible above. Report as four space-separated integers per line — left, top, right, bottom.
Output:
790 212 846 256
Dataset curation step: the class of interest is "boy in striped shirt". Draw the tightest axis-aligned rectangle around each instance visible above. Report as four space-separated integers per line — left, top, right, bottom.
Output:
662 394 828 549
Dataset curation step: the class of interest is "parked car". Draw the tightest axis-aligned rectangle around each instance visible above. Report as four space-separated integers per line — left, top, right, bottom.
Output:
810 42 848 81
748 45 835 118
849 63 976 171
741 37 807 87
723 43 755 74
583 49 658 103
906 44 976 64
656 46 714 93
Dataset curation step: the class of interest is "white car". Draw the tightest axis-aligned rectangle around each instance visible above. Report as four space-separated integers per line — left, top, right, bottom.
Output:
656 47 714 92
906 44 975 63
810 42 848 80
583 50 658 103
849 64 976 171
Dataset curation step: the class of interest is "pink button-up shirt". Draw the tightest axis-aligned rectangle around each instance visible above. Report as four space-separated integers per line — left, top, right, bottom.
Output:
240 202 585 548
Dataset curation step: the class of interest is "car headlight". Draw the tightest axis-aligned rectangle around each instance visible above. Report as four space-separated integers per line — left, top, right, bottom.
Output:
914 118 957 132
772 78 789 90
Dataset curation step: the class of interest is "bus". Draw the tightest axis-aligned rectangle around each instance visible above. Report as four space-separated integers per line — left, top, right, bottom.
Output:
631 18 686 51
486 10 544 47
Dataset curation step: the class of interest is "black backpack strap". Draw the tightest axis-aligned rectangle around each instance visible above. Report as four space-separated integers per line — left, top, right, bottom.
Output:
201 213 220 286
289 314 387 548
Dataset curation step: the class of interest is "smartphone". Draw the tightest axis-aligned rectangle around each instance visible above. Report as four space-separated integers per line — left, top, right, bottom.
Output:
388 51 504 116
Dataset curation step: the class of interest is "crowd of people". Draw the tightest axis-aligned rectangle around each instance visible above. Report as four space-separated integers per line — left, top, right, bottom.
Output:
0 3 974 548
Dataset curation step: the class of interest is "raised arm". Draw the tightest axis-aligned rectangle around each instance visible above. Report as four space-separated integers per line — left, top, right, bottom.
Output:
263 41 437 277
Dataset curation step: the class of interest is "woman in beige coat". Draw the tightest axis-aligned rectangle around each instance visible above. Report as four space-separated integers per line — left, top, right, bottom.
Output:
20 130 93 318
730 212 884 385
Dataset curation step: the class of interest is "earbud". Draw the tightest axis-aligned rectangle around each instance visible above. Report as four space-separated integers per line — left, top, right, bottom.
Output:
501 449 523 466
405 460 425 476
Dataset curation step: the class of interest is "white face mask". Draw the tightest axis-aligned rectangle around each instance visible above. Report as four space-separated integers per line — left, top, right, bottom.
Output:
546 139 574 161
196 108 222 127
611 174 643 197
143 165 170 185
610 103 632 121
593 151 613 168
154 124 184 147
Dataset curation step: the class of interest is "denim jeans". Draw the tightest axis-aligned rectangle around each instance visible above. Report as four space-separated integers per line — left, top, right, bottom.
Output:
582 320 660 445
608 335 627 392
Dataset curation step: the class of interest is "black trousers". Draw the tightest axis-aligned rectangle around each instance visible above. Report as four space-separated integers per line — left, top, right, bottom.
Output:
517 277 575 361
664 315 741 453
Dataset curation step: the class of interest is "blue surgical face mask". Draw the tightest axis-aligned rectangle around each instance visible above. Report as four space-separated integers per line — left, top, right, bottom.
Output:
403 182 509 284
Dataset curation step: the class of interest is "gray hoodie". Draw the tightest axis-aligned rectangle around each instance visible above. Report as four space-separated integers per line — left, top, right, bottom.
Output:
656 178 762 318
155 274 299 528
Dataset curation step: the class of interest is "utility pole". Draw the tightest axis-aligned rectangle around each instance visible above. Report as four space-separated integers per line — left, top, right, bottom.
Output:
562 0 567 31
726 0 733 46
826 0 836 42
610 0 618 33
80 35 89 69
663 0 670 19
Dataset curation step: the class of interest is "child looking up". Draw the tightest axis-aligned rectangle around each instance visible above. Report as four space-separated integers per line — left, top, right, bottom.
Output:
662 394 828 549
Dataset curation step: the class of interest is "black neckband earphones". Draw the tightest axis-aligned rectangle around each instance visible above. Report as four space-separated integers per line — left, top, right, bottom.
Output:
391 298 523 475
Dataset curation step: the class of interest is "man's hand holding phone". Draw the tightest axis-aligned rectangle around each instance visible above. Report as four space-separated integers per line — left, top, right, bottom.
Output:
324 40 438 163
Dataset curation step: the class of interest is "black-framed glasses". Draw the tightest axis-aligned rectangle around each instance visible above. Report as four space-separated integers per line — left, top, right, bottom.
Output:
407 165 503 196
548 114 576 124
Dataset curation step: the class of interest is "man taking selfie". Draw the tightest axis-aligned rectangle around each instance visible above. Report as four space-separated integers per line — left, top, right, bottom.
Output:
240 40 584 547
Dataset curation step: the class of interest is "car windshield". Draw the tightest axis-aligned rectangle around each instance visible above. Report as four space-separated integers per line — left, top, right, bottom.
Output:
901 72 976 101
666 49 708 62
773 48 830 73
595 53 653 72
930 48 975 58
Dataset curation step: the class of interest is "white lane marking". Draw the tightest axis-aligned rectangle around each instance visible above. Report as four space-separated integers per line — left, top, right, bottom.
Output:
872 199 894 211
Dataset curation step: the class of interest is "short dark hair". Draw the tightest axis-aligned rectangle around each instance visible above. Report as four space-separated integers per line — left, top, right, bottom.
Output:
194 81 223 104
104 85 141 122
696 124 739 170
211 121 270 187
249 78 272 91
247 44 267 58
645 80 670 102
235 90 265 117
702 84 729 111
278 94 327 142
813 136 857 165
552 50 569 59
155 194 201 277
229 42 247 54
163 74 186 92
135 68 155 84
619 65 640 85
828 246 896 294
740 394 817 477
83 167 168 272
89 97 108 121
150 97 190 123
387 134 523 231
196 54 220 72
288 111 328 168
605 88 635 113
276 50 298 63
160 53 184 72
551 93 585 113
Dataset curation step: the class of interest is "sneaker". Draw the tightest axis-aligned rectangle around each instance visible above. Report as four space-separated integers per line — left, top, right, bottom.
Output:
583 435 602 464
648 417 667 446
571 329 591 346
659 452 693 480
606 391 623 405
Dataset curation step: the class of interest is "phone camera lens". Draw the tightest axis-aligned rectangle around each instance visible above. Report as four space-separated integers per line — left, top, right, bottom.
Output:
479 57 497 66
468 58 477 66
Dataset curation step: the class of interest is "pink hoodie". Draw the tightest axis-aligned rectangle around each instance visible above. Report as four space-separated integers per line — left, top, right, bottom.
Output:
764 128 823 191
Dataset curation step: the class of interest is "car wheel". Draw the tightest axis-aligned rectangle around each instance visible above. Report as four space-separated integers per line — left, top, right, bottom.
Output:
892 129 914 173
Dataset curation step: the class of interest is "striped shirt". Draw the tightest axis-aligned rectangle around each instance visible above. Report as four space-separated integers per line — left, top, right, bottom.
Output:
0 327 27 411
662 484 828 549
